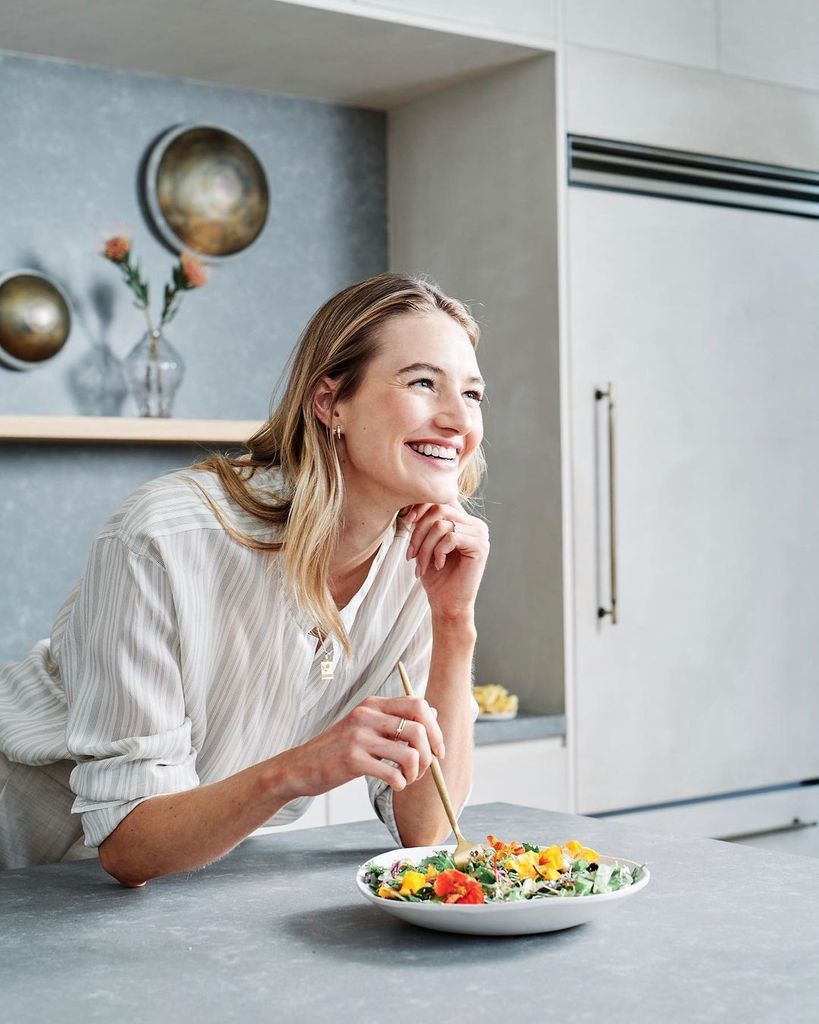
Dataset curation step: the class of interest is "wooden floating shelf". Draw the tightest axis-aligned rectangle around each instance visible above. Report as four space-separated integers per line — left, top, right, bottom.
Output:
0 415 263 444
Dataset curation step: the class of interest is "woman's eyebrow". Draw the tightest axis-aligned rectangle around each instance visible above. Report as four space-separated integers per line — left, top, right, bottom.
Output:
396 362 485 387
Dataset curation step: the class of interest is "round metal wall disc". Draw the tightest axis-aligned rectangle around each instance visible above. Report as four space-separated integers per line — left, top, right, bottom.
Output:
145 124 269 259
0 270 72 371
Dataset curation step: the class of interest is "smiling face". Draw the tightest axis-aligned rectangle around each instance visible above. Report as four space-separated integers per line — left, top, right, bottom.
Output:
331 310 485 512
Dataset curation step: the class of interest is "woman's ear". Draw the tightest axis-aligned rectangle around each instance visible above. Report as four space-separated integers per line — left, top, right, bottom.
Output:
312 377 338 429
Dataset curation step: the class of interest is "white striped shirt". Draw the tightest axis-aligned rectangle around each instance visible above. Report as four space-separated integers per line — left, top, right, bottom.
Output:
0 466 477 863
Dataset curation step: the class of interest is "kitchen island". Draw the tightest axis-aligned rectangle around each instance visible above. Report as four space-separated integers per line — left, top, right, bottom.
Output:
1 801 816 1023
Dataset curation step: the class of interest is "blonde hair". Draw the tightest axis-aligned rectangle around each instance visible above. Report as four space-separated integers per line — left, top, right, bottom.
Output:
191 272 486 655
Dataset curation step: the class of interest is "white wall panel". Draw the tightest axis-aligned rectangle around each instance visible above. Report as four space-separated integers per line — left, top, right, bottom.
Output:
356 0 556 41
719 0 819 93
564 0 718 70
567 44 819 170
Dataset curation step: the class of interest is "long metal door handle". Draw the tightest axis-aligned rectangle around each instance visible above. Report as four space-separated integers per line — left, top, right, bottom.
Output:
596 383 617 624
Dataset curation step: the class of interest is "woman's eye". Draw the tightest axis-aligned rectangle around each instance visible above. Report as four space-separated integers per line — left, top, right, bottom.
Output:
409 378 484 403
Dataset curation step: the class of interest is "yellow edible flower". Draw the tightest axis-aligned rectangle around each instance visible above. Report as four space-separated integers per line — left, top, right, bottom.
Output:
536 864 561 881
424 865 439 882
503 851 540 879
399 870 428 896
539 845 564 868
565 840 600 861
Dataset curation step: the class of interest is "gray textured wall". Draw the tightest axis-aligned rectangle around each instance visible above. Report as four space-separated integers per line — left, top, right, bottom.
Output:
0 52 387 662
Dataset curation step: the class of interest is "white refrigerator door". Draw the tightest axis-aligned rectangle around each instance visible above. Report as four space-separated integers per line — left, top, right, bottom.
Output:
568 186 819 814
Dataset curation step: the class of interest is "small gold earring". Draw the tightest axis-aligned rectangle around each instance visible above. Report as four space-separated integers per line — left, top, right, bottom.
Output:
334 424 343 441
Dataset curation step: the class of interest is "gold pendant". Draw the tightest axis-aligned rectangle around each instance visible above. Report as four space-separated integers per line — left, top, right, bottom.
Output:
320 639 335 682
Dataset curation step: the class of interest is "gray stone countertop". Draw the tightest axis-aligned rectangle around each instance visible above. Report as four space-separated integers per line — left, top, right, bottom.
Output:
474 712 565 745
2 801 817 1023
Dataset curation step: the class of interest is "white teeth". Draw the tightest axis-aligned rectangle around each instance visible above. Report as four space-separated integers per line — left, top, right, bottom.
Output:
408 442 457 461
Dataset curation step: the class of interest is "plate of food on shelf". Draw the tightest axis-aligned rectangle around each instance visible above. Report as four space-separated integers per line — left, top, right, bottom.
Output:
473 683 519 720
356 835 649 935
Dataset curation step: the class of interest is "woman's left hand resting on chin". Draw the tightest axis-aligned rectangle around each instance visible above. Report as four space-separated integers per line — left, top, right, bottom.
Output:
404 502 489 622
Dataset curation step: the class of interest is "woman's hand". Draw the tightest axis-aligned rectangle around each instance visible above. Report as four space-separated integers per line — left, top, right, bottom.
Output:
404 503 489 621
284 695 445 798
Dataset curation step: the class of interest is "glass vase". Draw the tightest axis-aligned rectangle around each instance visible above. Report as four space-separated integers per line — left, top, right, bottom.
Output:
123 328 185 418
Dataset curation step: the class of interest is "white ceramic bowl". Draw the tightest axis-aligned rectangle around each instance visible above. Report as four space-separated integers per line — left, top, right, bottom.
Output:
355 845 650 936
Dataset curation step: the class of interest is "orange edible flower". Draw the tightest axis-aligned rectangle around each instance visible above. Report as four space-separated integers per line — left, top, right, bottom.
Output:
433 869 485 905
486 834 525 864
103 235 131 262
180 252 208 288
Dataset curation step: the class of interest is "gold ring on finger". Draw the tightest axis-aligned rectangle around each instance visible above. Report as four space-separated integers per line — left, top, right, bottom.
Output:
392 717 407 741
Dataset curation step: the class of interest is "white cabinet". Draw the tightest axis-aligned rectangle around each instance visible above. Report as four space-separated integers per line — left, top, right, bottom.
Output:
564 0 718 69
718 0 819 93
600 785 819 858
469 738 569 813
355 0 556 41
327 778 374 826
567 184 819 814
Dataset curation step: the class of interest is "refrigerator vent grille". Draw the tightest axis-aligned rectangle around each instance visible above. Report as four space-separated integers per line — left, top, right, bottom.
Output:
568 135 819 219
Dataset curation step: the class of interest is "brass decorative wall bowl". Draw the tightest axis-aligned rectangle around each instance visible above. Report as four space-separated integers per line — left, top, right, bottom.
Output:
0 270 72 371
145 124 269 258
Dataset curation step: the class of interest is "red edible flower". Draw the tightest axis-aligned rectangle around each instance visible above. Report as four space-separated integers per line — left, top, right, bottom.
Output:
433 869 485 905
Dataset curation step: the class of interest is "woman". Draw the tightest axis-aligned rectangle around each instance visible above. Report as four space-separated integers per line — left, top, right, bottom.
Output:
0 272 489 886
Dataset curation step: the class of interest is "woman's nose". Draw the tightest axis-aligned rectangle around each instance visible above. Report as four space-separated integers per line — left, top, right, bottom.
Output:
434 391 472 433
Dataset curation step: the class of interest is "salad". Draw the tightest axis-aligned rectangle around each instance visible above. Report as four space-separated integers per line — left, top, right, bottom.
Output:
363 835 644 905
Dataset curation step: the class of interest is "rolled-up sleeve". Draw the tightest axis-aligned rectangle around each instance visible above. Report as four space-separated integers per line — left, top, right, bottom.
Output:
367 612 480 847
59 534 199 848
